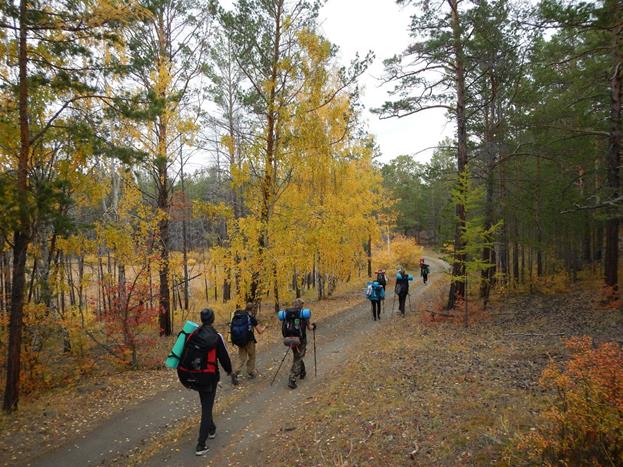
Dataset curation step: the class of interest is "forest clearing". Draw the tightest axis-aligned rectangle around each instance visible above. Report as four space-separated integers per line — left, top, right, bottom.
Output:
1 0 623 465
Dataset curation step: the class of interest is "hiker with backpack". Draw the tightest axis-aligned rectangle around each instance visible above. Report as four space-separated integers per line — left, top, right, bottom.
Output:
366 280 385 321
395 268 413 316
177 308 233 456
282 298 316 389
375 269 388 315
230 302 264 385
420 260 430 284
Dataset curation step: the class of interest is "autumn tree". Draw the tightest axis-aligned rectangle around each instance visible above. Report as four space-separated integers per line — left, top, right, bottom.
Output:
0 0 141 412
121 0 216 335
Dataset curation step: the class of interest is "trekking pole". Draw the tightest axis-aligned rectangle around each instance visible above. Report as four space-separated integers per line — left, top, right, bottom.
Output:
270 347 290 386
313 327 317 377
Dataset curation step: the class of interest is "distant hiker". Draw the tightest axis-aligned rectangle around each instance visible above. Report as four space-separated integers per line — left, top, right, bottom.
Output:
366 280 385 321
282 298 315 389
420 261 430 284
375 269 388 291
375 269 388 314
230 302 264 385
177 308 233 456
395 268 413 316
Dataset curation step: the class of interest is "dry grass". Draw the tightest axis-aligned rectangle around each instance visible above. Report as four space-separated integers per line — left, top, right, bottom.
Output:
257 285 623 466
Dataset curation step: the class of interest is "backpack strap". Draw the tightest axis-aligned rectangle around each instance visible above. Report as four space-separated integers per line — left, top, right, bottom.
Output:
167 328 198 360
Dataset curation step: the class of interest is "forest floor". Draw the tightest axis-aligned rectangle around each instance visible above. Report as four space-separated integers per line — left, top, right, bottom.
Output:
1 258 622 466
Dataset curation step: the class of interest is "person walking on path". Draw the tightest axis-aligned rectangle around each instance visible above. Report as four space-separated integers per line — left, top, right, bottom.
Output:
366 280 384 321
177 308 233 456
230 302 264 385
420 261 430 284
284 298 315 389
375 269 388 315
395 268 413 316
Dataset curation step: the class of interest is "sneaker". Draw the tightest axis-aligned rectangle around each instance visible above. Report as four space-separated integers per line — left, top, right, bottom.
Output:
231 373 239 386
288 379 297 389
208 430 216 439
195 444 209 456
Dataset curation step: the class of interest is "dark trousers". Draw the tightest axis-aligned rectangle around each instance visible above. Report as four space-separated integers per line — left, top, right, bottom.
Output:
371 300 381 320
423 273 428 284
398 293 407 314
198 383 217 445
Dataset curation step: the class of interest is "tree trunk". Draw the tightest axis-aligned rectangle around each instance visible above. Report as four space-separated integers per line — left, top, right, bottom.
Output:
367 234 372 278
605 3 621 292
447 0 467 310
157 159 171 336
4 0 31 412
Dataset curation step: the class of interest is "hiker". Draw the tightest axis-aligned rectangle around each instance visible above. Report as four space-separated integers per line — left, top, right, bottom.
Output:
283 298 316 389
230 302 264 385
420 260 430 284
375 269 388 291
177 308 233 456
366 280 385 321
395 268 413 316
375 269 388 314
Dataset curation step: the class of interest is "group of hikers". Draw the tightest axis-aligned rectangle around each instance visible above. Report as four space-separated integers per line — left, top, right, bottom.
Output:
175 298 314 456
174 259 431 456
366 258 431 319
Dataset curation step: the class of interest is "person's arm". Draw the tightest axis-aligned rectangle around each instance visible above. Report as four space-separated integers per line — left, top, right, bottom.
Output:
251 315 265 334
216 333 233 375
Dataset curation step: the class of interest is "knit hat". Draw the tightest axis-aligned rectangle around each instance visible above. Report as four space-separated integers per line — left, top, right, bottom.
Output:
200 308 215 325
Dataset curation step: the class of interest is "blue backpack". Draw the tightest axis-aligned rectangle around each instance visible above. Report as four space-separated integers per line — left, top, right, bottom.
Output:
366 281 384 301
230 311 252 347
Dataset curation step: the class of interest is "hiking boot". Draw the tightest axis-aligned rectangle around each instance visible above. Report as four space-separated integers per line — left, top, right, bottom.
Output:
208 430 216 439
195 444 209 456
288 378 297 389
231 373 239 386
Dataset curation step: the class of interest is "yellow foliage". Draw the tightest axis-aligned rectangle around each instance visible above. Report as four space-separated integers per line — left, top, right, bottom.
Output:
373 235 424 272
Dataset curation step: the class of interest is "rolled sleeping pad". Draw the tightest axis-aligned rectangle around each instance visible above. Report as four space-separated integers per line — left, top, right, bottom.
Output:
277 308 311 320
283 336 301 347
165 320 199 369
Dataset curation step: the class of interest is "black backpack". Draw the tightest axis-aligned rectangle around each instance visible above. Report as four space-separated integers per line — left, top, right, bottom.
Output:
230 311 252 347
376 272 386 286
177 326 219 390
281 308 305 339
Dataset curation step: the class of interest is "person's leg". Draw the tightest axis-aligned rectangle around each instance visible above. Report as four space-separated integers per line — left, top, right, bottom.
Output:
198 384 217 446
371 301 376 320
289 347 300 387
289 341 307 387
235 345 246 376
246 341 256 377
399 294 406 314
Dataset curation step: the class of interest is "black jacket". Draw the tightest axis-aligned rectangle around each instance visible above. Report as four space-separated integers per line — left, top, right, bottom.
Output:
178 325 232 389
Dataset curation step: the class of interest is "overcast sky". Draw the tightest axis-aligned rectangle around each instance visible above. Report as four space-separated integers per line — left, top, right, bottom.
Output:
319 0 452 163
